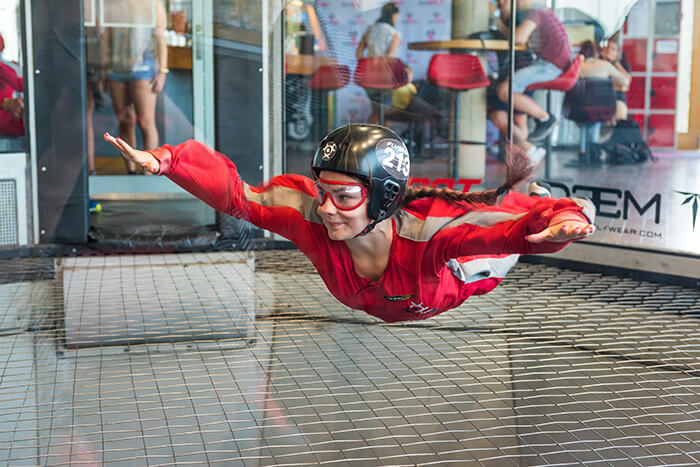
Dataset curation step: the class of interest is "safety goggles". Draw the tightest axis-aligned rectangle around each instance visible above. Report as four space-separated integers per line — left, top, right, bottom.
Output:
313 178 368 211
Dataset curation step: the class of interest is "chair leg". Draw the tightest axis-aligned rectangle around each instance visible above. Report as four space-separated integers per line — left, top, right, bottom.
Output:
544 136 552 180
579 123 589 165
452 91 459 181
544 90 552 179
379 91 386 126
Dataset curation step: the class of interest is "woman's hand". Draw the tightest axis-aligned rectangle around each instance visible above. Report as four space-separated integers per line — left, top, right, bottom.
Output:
525 212 595 244
150 72 167 94
103 132 160 173
3 97 24 119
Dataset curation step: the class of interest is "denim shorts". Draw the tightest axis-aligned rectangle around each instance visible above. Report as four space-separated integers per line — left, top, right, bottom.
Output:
511 59 563 94
107 56 157 83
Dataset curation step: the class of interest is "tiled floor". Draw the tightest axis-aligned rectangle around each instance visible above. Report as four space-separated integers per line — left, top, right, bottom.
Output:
1 250 699 465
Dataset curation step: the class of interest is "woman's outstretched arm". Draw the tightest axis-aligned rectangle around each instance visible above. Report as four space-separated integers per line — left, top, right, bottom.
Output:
104 134 322 245
426 194 595 272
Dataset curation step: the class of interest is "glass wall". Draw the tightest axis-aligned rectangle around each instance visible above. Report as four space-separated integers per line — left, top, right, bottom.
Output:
281 0 700 256
1 0 698 254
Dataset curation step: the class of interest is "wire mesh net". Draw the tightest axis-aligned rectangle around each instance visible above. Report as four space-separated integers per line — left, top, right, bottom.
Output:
1 250 699 466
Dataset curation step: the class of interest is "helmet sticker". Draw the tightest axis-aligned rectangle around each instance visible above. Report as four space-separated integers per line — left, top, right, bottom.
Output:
376 139 410 179
321 141 337 161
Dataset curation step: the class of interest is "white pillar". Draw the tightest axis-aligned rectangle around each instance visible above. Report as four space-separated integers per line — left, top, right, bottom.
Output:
451 0 489 180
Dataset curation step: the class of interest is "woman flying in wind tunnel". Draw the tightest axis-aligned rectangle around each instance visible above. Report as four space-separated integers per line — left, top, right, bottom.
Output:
104 124 595 322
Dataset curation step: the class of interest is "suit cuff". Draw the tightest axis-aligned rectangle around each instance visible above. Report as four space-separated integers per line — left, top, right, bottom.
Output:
148 146 172 175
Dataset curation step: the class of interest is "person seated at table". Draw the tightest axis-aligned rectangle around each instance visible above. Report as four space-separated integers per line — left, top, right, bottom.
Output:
601 37 631 122
484 29 545 165
495 0 571 144
384 64 444 157
576 40 630 157
390 65 441 118
356 2 402 123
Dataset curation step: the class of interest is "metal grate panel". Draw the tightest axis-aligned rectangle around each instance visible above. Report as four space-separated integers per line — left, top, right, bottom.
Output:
0 179 18 246
0 251 699 465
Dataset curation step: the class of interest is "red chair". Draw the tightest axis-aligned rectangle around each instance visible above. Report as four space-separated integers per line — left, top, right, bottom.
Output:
354 57 408 125
427 54 490 179
525 54 583 93
307 65 351 139
525 55 583 178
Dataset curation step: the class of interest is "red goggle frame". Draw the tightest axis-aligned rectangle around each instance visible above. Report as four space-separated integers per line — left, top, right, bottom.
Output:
313 179 368 211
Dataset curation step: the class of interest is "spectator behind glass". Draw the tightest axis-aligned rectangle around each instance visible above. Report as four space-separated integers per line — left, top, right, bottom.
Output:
579 40 630 94
602 38 632 121
355 2 401 123
484 25 542 163
0 33 24 137
101 0 168 174
496 0 572 166
577 40 631 157
356 2 401 59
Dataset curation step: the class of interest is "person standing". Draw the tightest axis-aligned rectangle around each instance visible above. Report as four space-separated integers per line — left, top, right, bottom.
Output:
355 2 402 123
101 0 168 174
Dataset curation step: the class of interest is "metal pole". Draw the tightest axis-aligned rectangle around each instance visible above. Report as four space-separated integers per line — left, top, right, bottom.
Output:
506 0 517 171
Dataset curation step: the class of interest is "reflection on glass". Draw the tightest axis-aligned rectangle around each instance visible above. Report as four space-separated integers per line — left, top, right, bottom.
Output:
0 0 25 153
214 0 263 31
102 0 156 27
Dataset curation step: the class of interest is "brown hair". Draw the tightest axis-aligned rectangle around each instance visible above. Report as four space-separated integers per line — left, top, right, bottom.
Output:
580 40 600 59
401 144 534 207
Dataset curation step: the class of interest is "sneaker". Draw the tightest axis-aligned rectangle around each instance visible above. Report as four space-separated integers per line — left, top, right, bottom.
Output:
89 201 102 213
526 146 547 167
529 115 557 142
528 180 552 198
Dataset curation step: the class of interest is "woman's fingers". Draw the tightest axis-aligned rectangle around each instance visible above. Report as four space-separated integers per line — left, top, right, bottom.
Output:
103 132 160 174
526 222 595 244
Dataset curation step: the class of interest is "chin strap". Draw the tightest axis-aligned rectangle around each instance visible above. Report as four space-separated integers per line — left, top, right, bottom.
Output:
355 221 378 238
354 208 388 238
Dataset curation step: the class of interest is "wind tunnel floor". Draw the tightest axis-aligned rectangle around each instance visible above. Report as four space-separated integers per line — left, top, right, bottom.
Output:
1 250 699 466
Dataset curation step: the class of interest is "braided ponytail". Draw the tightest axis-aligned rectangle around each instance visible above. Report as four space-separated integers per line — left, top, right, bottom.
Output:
402 143 534 207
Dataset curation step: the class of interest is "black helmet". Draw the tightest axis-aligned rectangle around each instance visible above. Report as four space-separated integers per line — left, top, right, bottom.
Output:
311 124 410 235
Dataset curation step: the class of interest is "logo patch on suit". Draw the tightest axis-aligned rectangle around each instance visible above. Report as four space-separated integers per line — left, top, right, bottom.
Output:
321 141 337 161
384 294 414 302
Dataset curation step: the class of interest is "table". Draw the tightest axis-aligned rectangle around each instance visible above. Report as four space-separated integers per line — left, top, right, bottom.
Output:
408 39 526 52
284 54 338 141
285 54 337 76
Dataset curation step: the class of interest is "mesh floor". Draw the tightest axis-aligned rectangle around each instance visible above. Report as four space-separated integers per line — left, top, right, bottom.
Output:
1 250 700 466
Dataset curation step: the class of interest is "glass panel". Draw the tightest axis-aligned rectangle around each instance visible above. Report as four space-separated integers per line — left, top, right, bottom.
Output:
275 0 698 257
654 0 681 36
0 0 26 153
497 0 698 256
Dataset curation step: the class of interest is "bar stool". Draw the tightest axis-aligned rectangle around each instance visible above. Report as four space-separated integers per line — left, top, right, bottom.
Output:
307 65 350 140
354 57 408 125
525 54 583 178
427 53 490 179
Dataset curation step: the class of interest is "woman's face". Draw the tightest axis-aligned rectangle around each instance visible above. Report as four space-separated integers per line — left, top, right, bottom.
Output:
392 12 399 24
316 170 371 241
604 42 619 61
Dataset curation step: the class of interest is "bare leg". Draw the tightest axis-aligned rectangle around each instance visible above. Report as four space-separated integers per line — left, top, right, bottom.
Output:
108 80 138 173
496 81 548 120
129 79 159 150
489 109 534 152
615 100 628 121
